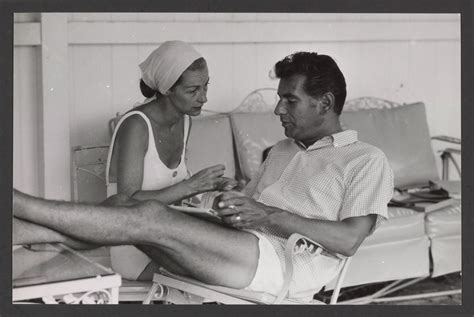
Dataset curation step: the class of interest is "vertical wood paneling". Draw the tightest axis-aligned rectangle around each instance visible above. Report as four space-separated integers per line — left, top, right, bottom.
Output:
287 13 317 21
337 42 366 100
195 44 234 112
13 47 41 196
231 44 259 109
423 40 461 179
111 45 142 116
40 14 70 200
198 13 233 21
431 41 461 138
255 43 291 89
173 13 200 22
137 13 176 22
69 45 113 147
338 42 411 101
14 14 461 197
108 13 139 21
256 13 290 21
138 44 160 65
231 13 257 22
71 13 112 22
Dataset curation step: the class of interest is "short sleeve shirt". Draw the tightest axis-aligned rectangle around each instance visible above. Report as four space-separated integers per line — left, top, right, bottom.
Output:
244 130 394 299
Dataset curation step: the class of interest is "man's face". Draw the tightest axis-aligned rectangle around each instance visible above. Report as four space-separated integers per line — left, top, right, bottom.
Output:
274 74 324 145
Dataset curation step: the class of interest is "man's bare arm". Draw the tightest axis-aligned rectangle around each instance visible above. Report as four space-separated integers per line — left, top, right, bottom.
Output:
216 193 376 257
265 211 376 256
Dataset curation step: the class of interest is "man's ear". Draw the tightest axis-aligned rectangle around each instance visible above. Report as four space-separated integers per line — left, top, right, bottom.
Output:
319 92 335 114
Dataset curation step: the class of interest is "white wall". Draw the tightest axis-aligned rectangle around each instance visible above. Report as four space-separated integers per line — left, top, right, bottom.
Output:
13 13 461 199
13 46 41 195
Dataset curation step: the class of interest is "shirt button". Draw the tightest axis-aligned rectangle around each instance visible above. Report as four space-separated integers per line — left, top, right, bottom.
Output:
172 171 178 177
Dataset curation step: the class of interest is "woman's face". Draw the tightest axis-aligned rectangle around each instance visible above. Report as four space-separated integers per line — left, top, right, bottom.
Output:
168 63 209 116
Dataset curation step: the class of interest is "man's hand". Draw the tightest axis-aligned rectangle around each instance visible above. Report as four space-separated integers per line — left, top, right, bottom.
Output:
216 191 280 229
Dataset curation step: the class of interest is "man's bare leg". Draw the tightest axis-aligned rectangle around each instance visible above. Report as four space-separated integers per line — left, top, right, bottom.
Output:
13 217 96 249
13 190 259 289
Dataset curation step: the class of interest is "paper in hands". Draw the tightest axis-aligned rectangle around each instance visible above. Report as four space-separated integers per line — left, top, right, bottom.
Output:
169 191 223 220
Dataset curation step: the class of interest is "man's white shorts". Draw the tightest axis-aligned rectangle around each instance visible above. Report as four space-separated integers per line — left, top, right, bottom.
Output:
244 231 284 295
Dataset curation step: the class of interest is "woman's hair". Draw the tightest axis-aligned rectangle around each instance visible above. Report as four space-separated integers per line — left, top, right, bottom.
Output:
139 57 207 98
140 79 157 98
274 52 347 115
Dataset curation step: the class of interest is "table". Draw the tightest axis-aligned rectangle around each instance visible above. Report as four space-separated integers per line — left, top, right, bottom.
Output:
13 243 121 304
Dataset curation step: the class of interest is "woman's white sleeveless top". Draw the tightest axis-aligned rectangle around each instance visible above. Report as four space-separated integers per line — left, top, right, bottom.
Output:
106 110 190 197
105 110 190 280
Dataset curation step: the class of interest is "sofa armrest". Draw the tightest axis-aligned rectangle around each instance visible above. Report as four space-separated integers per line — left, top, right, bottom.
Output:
431 135 461 145
431 135 461 180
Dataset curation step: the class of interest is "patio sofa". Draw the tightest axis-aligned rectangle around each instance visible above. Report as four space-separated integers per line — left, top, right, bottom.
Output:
72 94 461 299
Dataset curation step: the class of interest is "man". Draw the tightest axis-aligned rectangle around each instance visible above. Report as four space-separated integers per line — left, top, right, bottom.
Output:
13 52 393 301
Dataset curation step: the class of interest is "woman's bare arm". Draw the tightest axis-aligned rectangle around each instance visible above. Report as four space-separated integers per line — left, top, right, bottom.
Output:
115 115 230 204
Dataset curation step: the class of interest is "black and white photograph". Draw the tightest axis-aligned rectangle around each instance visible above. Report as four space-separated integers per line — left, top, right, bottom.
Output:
5 6 470 315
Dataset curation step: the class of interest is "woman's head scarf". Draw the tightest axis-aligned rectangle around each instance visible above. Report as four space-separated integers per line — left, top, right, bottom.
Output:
139 41 203 95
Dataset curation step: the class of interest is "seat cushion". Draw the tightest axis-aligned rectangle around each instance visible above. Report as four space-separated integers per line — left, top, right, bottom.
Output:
334 207 430 289
229 112 285 181
331 207 430 288
340 102 439 188
430 236 461 277
186 114 236 178
363 207 427 246
339 236 430 287
425 201 461 277
425 201 461 238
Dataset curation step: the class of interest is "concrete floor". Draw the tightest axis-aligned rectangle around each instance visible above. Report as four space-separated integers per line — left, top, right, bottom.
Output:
317 272 462 305
379 272 461 305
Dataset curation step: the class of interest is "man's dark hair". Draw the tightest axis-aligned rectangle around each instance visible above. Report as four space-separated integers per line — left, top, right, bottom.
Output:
274 52 347 115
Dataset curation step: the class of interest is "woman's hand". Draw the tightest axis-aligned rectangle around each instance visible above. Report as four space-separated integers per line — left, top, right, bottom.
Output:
184 165 227 194
215 177 239 191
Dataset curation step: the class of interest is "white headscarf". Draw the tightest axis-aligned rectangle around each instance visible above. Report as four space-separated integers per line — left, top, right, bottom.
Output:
139 41 203 95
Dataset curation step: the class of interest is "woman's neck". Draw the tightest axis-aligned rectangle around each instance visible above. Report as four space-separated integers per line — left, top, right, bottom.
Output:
147 95 183 127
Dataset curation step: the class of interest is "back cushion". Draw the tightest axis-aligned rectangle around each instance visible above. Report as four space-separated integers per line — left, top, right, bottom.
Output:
340 102 439 188
186 114 236 178
230 112 286 181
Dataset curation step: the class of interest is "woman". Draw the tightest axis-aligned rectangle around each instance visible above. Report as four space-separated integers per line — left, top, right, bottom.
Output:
106 41 235 280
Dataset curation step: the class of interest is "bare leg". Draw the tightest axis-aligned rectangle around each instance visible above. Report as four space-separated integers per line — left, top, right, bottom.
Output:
13 217 96 249
100 194 191 279
13 189 259 288
136 245 189 279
